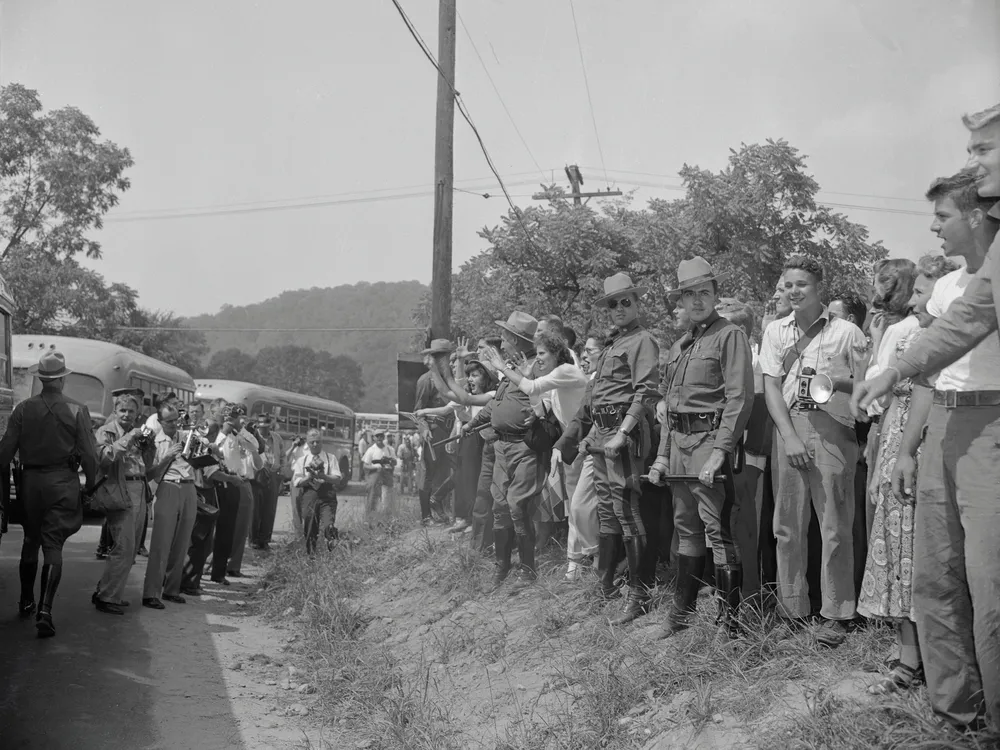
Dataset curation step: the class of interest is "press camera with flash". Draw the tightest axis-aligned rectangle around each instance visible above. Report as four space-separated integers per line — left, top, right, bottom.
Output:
796 367 834 409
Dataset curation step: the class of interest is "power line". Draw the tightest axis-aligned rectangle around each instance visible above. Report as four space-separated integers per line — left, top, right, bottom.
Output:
567 1 609 187
388 0 536 246
457 11 546 180
118 326 425 333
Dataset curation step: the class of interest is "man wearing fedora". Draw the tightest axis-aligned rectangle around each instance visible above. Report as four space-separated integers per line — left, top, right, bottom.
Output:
0 351 99 638
758 255 869 647
648 257 755 638
463 311 542 588
415 339 456 525
553 273 660 623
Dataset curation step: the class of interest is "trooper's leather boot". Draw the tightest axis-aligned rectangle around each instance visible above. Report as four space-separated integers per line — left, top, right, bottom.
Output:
36 563 62 638
715 564 744 639
18 558 38 616
491 527 514 588
657 554 705 639
507 533 537 592
596 534 625 600
701 550 716 591
610 536 651 625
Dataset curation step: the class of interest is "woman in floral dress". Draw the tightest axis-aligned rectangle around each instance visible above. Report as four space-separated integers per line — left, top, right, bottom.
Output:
858 255 958 695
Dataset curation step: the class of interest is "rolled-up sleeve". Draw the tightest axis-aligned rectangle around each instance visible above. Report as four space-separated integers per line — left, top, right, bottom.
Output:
714 330 755 454
627 336 661 421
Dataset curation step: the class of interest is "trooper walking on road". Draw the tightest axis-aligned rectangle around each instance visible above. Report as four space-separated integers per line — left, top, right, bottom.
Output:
0 351 99 638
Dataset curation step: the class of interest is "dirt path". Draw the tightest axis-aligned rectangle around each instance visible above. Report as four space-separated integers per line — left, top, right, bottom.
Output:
0 497 321 750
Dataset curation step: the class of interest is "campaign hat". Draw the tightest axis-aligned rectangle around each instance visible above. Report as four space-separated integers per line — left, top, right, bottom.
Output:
421 338 454 356
29 351 72 381
666 256 729 299
494 311 538 342
595 273 648 307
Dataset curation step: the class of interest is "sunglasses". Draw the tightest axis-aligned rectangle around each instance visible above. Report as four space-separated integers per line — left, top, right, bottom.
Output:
606 297 633 310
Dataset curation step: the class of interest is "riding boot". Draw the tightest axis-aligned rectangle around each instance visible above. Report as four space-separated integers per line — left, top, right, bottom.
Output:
701 550 716 591
36 563 62 638
491 527 514 588
715 564 744 639
18 558 38 615
609 535 650 626
597 534 625 600
658 553 705 639
508 533 537 591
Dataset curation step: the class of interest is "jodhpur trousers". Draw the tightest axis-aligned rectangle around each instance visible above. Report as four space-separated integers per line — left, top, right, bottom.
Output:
589 425 645 539
914 403 1000 730
492 439 542 537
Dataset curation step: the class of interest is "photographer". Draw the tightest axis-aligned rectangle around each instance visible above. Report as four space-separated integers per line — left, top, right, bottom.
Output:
292 429 343 554
361 430 396 519
212 405 262 580
250 414 283 551
92 393 156 615
285 434 308 533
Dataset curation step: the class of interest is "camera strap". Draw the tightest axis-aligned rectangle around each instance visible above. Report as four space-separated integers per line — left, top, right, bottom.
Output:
781 317 827 384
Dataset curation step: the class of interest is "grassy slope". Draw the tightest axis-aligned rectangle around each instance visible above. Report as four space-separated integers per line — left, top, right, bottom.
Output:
253 492 999 750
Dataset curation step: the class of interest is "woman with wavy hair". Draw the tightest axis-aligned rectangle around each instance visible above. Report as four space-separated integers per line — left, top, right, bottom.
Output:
859 254 959 695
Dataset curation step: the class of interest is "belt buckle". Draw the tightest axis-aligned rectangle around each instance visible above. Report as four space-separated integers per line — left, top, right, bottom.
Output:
945 391 957 409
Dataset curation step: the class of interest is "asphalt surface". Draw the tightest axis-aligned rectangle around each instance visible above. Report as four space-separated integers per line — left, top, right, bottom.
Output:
0 510 269 750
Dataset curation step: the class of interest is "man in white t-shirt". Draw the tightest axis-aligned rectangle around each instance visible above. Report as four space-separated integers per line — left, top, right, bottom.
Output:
362 430 396 517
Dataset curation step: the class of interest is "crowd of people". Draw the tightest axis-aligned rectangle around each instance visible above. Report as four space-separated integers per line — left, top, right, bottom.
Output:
390 103 1000 735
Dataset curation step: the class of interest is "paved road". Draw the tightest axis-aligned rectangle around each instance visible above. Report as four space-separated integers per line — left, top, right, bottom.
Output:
0 499 295 750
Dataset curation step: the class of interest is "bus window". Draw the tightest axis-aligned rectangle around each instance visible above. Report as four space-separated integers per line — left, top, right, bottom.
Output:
46 373 105 415
0 312 9 388
307 412 320 430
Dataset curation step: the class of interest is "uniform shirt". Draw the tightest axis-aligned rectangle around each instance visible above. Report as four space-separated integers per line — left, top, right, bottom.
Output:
517 362 588 429
921 267 1000 391
152 429 194 484
362 443 396 470
758 309 869 428
661 312 755 454
895 201 1000 378
0 391 99 483
467 358 536 434
589 321 661 422
292 450 341 488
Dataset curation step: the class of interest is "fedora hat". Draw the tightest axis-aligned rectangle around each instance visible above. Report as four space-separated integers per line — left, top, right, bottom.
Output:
494 311 538 342
421 338 454 356
666 256 729 299
29 351 72 381
595 273 648 306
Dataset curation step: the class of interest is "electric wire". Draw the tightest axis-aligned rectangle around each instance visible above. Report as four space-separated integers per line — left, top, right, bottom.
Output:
116 326 425 333
567 1 609 187
457 10 546 180
387 0 537 246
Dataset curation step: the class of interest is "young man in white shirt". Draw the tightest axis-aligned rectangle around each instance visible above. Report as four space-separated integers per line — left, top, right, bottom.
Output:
293 429 343 554
361 430 396 518
758 255 870 646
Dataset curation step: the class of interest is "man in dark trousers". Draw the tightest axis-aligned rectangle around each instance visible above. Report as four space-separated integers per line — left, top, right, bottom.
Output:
649 258 754 639
553 273 661 625
0 351 99 638
415 339 455 525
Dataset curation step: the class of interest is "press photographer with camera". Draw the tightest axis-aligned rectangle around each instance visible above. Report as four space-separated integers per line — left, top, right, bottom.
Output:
250 414 284 551
292 428 343 554
758 255 870 647
212 405 263 580
361 429 396 519
91 392 156 615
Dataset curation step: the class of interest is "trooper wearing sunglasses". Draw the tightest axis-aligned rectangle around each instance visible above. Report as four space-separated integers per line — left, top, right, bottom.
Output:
553 273 660 624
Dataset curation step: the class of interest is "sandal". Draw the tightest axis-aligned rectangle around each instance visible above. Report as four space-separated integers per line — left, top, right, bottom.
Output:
868 663 922 695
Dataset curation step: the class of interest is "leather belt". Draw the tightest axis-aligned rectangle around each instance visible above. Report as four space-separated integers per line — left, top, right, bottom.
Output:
668 412 719 434
21 461 74 472
163 479 195 485
495 430 527 442
125 475 146 481
933 389 1000 408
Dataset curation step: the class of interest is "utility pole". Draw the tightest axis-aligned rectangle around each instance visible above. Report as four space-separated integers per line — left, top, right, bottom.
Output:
532 164 622 205
430 0 457 342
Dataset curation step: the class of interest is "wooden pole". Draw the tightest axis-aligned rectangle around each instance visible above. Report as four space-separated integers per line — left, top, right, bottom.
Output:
430 0 457 341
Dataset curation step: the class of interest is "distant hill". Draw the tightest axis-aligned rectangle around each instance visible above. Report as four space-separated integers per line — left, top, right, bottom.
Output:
186 281 428 412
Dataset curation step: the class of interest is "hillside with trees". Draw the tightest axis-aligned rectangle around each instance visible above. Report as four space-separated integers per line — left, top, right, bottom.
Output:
187 281 428 412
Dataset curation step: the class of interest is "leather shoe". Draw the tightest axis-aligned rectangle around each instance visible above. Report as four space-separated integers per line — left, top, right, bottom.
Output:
226 571 244 578
95 599 125 615
180 587 203 597
162 594 186 604
35 612 55 638
211 577 231 586
18 599 36 617
142 597 166 610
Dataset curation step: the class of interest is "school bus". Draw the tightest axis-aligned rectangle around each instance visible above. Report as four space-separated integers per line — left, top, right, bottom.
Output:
0 274 14 533
194 379 355 478
12 335 197 425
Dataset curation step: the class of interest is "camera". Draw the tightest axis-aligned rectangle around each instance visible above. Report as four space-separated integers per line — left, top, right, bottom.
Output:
134 426 155 451
796 367 834 409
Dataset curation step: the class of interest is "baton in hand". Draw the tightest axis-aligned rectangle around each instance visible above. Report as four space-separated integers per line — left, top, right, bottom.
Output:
582 445 724 484
431 422 490 448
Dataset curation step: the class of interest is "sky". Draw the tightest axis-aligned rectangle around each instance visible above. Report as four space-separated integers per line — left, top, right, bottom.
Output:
1 0 998 318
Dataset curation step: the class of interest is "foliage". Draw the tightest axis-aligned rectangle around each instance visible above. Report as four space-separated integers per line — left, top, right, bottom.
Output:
0 83 133 261
110 308 209 377
202 344 365 407
419 140 888 346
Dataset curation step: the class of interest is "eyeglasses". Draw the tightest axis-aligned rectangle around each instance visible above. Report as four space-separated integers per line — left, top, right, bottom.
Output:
607 297 633 310
161 418 178 425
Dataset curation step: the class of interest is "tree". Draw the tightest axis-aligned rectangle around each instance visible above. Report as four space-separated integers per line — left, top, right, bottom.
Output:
252 345 364 407
0 83 133 262
203 348 257 381
110 309 209 377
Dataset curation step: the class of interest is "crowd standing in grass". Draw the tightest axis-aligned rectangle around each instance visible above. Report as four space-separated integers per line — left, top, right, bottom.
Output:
393 102 1000 737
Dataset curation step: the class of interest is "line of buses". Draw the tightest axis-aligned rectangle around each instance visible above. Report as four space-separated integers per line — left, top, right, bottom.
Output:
0 274 357 476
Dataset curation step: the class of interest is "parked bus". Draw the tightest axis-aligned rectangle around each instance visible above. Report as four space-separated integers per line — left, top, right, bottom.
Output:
0 274 14 533
12 335 197 426
355 412 399 437
194 380 355 477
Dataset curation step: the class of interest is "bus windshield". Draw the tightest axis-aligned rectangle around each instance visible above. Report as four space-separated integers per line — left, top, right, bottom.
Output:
19 371 106 415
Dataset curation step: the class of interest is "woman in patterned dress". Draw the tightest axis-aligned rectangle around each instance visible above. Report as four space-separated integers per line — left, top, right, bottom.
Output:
858 255 959 695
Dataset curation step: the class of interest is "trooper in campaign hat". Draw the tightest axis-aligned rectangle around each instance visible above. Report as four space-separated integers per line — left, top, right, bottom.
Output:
0 351 99 638
552 272 662 625
649 256 755 640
